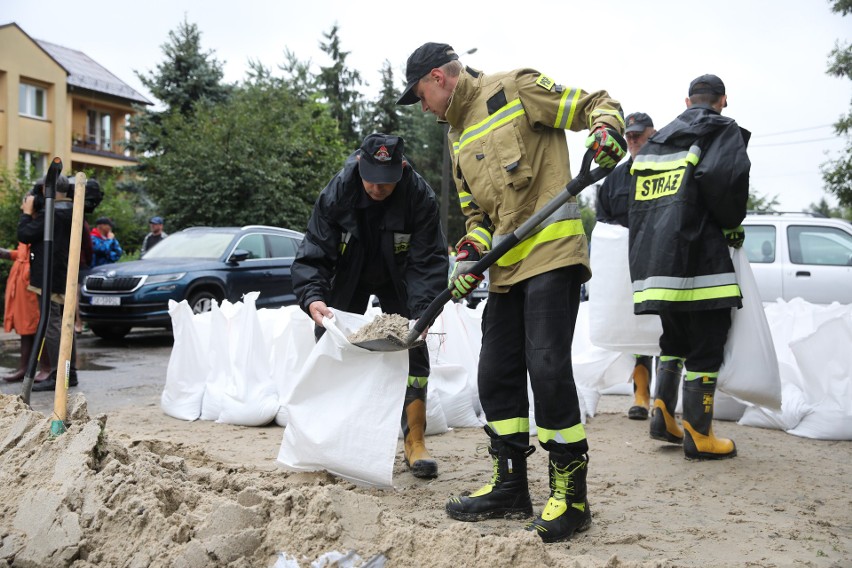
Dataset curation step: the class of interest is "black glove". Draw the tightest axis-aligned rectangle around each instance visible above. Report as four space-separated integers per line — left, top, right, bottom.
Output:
723 226 745 249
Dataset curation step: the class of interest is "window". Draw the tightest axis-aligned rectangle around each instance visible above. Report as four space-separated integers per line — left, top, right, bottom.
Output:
236 234 266 259
18 151 47 178
267 235 298 258
789 225 852 266
87 109 112 151
19 83 46 118
743 225 776 264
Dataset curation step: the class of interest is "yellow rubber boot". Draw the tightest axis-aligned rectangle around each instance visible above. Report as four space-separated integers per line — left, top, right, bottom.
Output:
628 356 652 420
402 397 438 478
682 376 737 460
649 358 684 444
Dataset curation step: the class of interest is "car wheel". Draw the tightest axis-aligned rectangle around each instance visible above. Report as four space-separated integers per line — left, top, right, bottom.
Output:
89 324 131 341
188 290 221 314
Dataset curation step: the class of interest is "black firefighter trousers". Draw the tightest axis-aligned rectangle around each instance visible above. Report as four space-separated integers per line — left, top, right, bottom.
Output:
478 265 587 455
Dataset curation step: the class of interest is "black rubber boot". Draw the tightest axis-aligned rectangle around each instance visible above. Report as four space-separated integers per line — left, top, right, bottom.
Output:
446 427 535 521
682 377 737 460
649 358 684 444
627 356 652 420
526 450 592 543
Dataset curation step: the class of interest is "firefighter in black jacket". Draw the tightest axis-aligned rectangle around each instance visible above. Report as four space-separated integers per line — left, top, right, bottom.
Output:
628 75 751 460
291 133 448 478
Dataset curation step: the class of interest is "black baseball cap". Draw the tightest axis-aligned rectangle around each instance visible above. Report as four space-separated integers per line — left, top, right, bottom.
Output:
358 134 405 184
689 74 727 106
625 112 654 134
397 42 459 105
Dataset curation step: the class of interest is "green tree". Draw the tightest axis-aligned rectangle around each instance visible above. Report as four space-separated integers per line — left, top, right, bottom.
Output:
128 18 231 156
821 0 852 208
140 72 348 231
364 60 401 136
747 190 781 213
316 24 365 148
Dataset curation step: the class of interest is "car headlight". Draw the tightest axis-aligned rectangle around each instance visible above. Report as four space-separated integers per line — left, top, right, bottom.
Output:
145 272 186 285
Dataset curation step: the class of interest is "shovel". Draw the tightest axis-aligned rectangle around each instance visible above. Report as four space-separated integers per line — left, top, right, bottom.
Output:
398 145 616 348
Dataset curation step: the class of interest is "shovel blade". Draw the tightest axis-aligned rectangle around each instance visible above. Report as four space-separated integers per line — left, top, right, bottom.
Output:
352 335 425 352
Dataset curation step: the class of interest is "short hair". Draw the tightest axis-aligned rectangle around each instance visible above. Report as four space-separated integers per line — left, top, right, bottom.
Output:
441 59 464 77
689 93 724 107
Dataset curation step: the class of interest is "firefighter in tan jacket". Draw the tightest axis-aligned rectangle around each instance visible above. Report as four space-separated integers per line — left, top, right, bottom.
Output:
399 42 625 543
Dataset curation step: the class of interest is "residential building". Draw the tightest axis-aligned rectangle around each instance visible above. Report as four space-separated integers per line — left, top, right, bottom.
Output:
0 22 152 179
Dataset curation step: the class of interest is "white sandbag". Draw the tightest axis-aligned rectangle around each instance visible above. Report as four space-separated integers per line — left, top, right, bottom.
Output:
424 386 450 436
738 382 812 431
712 391 747 422
258 305 316 427
199 303 234 422
787 313 852 440
718 249 782 410
573 302 637 415
429 363 483 429
161 300 212 421
217 292 280 426
278 310 408 488
588 223 662 355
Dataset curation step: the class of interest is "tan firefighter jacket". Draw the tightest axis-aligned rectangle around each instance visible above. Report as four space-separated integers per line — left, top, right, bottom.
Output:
445 67 623 291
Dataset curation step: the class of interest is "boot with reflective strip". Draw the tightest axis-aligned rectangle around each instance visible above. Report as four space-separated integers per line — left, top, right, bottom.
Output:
402 386 438 478
446 429 535 521
627 356 652 420
682 377 737 460
526 452 592 543
649 358 684 444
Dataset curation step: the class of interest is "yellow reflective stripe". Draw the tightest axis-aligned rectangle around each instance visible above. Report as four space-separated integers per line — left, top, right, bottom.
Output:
458 99 525 151
496 219 585 267
467 227 493 250
633 284 742 304
488 417 530 436
632 145 701 173
452 141 460 156
538 423 586 444
554 88 580 129
685 371 719 382
458 191 473 209
407 375 428 388
589 107 626 129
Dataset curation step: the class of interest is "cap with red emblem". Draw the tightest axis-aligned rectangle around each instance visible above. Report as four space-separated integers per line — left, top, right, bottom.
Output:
358 133 405 184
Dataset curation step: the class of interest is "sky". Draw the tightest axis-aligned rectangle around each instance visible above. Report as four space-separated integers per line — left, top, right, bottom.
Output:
4 0 850 212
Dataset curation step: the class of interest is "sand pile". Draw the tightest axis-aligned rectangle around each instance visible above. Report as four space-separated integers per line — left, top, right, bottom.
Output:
0 394 664 568
347 313 410 344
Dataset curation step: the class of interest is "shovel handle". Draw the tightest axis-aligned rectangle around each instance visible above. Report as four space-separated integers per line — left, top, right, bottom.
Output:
405 147 616 345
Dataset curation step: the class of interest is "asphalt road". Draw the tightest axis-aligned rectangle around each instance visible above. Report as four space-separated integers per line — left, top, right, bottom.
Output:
0 328 174 416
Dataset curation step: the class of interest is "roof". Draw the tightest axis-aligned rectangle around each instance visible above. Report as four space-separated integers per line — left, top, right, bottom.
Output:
35 39 152 105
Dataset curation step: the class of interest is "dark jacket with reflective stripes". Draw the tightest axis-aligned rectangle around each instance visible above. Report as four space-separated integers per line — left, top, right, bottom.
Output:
292 150 448 319
628 104 750 314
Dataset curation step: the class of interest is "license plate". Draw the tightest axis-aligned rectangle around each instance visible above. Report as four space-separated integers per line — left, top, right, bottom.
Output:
91 295 121 306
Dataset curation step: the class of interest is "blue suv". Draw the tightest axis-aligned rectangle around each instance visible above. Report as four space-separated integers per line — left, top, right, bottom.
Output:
80 225 303 340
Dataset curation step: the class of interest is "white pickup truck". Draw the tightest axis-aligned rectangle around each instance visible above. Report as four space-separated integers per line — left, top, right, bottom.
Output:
742 213 852 305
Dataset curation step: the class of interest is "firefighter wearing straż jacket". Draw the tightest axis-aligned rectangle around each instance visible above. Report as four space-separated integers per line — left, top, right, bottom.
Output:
291 133 448 479
397 42 625 543
628 74 750 461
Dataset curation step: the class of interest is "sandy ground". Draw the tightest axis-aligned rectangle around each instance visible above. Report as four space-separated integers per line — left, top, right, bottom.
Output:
1 387 850 568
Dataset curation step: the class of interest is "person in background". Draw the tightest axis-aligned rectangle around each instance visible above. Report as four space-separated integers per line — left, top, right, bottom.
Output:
596 111 658 420
18 175 79 391
628 74 750 460
398 42 625 542
291 133 448 479
141 216 168 255
0 242 51 382
91 217 123 267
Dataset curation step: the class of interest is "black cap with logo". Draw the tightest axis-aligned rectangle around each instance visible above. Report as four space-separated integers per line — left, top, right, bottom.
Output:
397 42 459 105
358 134 405 184
625 112 654 134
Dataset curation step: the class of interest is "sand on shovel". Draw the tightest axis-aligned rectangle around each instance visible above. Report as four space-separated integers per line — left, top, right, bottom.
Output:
347 313 410 345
